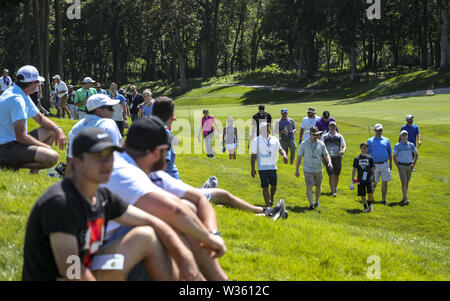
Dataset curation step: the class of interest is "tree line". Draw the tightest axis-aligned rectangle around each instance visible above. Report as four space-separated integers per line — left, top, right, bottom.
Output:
1 0 450 108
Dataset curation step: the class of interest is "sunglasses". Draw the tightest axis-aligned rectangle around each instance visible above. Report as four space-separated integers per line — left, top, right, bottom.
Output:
99 106 114 111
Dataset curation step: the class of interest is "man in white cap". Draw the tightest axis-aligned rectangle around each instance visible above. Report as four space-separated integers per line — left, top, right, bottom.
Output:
65 93 123 176
251 121 288 207
0 69 13 95
296 126 332 210
0 65 66 173
401 115 421 147
393 130 419 205
52 75 71 119
299 107 320 142
367 123 392 205
74 77 97 119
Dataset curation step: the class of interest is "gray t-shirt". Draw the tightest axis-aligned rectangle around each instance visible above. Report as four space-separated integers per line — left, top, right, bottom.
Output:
297 139 329 173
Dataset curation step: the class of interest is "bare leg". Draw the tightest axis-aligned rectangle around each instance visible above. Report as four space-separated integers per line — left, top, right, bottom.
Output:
290 151 295 165
270 186 277 204
335 175 340 192
381 181 388 201
210 189 264 214
306 185 314 206
262 187 271 206
315 184 322 203
361 195 367 206
329 175 334 193
185 235 228 281
21 127 58 172
93 226 180 281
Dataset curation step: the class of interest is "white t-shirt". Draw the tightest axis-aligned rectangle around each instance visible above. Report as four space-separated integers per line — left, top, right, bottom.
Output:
103 152 165 237
149 170 191 198
54 81 68 97
301 116 320 141
112 103 124 122
0 76 13 92
251 135 282 171
67 114 123 158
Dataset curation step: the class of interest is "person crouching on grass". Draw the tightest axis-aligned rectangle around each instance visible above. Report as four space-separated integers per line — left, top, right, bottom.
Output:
352 142 376 213
251 121 289 208
22 127 203 281
223 117 238 160
393 130 418 205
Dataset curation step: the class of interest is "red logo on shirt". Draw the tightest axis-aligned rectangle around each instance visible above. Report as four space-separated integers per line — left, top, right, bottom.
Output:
83 218 105 267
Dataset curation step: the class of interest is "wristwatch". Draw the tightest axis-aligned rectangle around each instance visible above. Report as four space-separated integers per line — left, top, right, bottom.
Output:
210 230 221 237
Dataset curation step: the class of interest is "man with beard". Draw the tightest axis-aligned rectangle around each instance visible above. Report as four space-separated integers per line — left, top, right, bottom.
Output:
401 115 421 147
103 117 229 281
249 104 272 149
299 107 320 142
23 127 201 281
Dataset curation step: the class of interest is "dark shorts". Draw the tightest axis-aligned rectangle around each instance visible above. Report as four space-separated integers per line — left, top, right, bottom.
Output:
115 121 124 135
357 181 373 196
326 156 342 176
258 170 277 188
0 129 39 170
280 139 296 154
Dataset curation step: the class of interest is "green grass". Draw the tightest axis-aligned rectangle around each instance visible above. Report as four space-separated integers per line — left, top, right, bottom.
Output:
1 74 449 281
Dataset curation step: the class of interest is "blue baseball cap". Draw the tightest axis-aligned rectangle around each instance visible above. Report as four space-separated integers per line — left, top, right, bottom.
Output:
281 108 288 114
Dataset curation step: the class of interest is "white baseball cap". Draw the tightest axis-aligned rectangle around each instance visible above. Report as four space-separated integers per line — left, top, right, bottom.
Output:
83 77 95 84
17 65 45 83
405 114 414 120
374 123 384 131
400 130 408 135
52 75 61 80
86 94 120 111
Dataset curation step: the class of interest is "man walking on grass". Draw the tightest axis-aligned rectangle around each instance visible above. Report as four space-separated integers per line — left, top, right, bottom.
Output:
74 77 97 119
23 127 202 281
277 108 297 164
251 121 289 207
295 126 333 210
299 107 320 142
321 121 346 196
367 123 392 205
401 115 421 148
52 75 72 119
393 130 418 205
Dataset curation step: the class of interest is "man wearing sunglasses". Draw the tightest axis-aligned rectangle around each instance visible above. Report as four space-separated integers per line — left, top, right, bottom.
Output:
65 94 123 176
0 65 66 173
367 124 392 205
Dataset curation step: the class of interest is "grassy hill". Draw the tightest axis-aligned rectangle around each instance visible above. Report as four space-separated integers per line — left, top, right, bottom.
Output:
0 72 449 280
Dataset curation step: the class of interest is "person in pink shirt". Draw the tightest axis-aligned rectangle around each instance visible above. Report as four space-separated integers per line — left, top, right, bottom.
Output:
198 109 221 158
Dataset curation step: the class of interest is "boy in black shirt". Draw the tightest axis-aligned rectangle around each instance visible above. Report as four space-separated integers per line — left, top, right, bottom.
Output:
22 127 202 281
352 142 376 213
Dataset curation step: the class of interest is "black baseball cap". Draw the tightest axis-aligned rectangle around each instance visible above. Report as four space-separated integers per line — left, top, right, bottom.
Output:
125 116 172 151
72 127 123 158
259 104 265 110
323 111 330 118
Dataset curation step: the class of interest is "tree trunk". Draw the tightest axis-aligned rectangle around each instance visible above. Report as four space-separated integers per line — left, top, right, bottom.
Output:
298 44 304 82
350 42 358 81
23 0 31 64
175 26 187 91
250 0 263 70
54 0 64 76
421 0 429 69
210 0 220 76
39 0 50 110
33 0 42 71
440 0 450 73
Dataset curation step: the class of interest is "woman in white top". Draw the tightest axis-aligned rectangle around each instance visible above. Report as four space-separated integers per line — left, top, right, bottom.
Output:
222 117 238 160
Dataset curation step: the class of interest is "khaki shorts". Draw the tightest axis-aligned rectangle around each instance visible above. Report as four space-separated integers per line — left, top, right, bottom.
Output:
304 172 323 187
397 164 413 183
59 94 69 107
374 161 392 183
0 129 39 170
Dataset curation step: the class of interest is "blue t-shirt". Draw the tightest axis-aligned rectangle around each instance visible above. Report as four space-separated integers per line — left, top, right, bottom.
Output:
164 127 180 180
139 103 153 118
401 124 420 146
0 84 40 145
393 141 417 164
278 118 296 140
367 136 392 163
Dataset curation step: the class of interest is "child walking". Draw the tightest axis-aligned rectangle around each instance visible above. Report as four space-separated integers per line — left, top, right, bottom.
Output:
352 142 376 213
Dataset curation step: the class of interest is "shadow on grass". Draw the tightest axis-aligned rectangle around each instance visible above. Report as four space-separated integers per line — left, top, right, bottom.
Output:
388 201 408 207
345 208 364 214
286 206 312 214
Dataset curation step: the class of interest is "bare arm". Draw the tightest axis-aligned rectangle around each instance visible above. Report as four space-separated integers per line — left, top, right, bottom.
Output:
114 205 203 280
388 152 393 170
352 167 356 181
299 128 305 142
251 154 257 177
182 188 218 231
32 113 66 150
49 233 96 281
295 155 302 177
279 148 288 163
133 191 226 258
